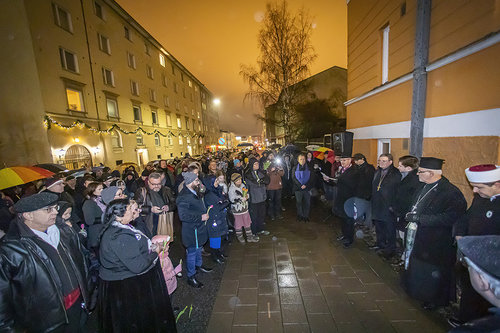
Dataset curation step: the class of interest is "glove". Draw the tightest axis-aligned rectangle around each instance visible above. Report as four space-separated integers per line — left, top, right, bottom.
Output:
405 212 419 223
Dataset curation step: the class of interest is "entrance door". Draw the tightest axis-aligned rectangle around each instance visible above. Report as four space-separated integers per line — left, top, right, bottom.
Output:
64 145 92 169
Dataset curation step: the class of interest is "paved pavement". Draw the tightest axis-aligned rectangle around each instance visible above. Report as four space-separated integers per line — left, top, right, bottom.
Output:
207 204 449 333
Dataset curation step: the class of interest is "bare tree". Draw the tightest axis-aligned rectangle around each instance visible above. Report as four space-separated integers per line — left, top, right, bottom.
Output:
240 0 317 143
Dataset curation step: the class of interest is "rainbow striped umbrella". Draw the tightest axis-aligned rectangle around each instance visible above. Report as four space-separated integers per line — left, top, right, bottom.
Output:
0 166 55 190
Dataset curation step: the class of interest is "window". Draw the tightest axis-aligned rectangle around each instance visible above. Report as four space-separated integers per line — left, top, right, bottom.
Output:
176 116 182 129
59 48 78 73
201 102 207 110
185 118 190 130
98 34 111 54
195 85 198 92
127 52 136 69
94 1 104 20
174 82 179 93
124 26 131 41
102 67 114 86
146 65 154 79
111 130 122 148
154 133 161 146
178 136 183 145
52 3 73 32
184 106 188 114
198 122 201 131
378 139 391 156
149 89 156 103
144 41 150 55
167 136 173 146
192 119 196 130
161 74 167 87
183 88 186 98
181 73 184 82
175 101 180 110
190 92 193 102
197 111 200 119
133 105 141 121
130 80 139 96
187 137 191 145
151 109 158 124
188 80 192 88
136 133 143 145
159 54 166 67
382 25 390 84
191 109 195 116
106 97 118 117
66 87 84 112
163 95 170 107
166 113 172 127
171 64 175 75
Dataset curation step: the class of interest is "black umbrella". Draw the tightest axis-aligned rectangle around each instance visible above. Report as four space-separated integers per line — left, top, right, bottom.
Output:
237 143 254 147
269 143 282 149
35 163 69 174
282 144 300 154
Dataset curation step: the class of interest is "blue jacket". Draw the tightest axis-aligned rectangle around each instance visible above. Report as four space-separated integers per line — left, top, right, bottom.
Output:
203 178 229 238
176 187 209 248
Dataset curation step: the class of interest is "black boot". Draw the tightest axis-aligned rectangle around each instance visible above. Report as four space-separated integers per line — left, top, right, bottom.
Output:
187 276 204 288
212 252 225 264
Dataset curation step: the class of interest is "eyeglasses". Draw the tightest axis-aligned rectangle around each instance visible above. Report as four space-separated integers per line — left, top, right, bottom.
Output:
416 170 431 174
42 205 59 213
148 182 162 187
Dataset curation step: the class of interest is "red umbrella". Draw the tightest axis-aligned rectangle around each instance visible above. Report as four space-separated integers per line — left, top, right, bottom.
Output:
0 166 55 190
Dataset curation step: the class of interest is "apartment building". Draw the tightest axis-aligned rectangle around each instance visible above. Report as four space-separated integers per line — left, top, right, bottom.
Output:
0 0 219 169
346 0 500 200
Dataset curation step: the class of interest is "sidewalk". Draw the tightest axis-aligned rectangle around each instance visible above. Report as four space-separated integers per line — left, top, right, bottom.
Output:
207 205 448 332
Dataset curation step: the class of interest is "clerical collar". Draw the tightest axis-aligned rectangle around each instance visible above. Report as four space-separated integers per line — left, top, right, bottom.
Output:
30 224 60 250
491 194 500 202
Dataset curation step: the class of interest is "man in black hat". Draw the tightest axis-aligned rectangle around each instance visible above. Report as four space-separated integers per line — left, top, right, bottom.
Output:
448 164 500 327
450 235 500 332
402 157 467 310
0 192 90 332
370 153 401 257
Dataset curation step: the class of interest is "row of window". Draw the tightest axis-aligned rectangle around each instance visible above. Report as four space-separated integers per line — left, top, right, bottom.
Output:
111 130 202 149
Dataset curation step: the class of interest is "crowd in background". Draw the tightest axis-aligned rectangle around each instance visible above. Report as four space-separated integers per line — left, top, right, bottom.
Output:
0 147 499 332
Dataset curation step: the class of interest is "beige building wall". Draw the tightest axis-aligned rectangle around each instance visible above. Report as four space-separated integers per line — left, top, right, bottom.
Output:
0 0 219 169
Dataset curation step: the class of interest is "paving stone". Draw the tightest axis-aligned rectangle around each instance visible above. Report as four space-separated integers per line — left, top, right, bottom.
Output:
276 253 292 261
258 311 284 333
312 262 332 273
281 304 308 324
219 280 240 296
335 321 365 333
295 268 316 279
213 295 240 312
231 326 256 333
328 304 357 323
258 294 281 312
292 257 313 268
321 286 349 306
258 280 279 295
359 310 396 332
232 305 258 326
338 277 365 293
302 296 330 314
278 274 299 288
364 284 399 301
277 262 295 274
224 268 242 280
283 323 310 333
207 312 233 333
237 288 258 305
390 321 426 333
259 268 277 280
258 258 276 269
280 287 303 304
241 264 259 275
355 269 382 285
307 313 336 333
330 265 356 278
315 272 340 287
298 279 323 296
324 255 348 266
347 293 378 311
375 300 417 321
238 275 258 288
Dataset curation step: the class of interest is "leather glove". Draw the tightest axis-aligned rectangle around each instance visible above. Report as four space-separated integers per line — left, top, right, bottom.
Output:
405 212 419 223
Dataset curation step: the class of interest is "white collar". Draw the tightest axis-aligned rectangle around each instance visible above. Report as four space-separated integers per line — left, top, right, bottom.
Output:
30 224 60 250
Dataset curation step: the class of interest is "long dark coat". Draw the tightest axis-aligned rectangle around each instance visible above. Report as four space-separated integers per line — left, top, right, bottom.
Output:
355 162 375 200
454 195 500 237
371 166 401 222
203 177 230 239
333 166 359 218
395 169 423 230
176 187 209 248
402 177 467 306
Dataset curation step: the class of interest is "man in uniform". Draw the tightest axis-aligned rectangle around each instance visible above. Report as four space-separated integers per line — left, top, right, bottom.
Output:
449 164 500 327
0 192 89 332
402 157 467 310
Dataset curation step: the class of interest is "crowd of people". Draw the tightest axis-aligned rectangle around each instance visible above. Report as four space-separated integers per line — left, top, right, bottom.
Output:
0 148 499 332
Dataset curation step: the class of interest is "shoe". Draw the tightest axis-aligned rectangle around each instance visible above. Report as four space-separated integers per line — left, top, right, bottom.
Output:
342 240 353 249
201 248 211 257
258 230 270 236
236 234 246 243
176 272 183 277
447 317 464 328
219 251 229 259
277 215 284 220
304 218 310 222
281 207 286 212
187 276 204 288
368 245 381 250
212 253 225 264
271 217 275 221
247 235 260 242
336 235 346 241
197 265 213 273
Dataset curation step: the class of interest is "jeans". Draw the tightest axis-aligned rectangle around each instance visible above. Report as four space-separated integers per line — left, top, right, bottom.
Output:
186 247 202 277
295 190 311 218
249 202 266 234
373 219 396 252
267 189 282 218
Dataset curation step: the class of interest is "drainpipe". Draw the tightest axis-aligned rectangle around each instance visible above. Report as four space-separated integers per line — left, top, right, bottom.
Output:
409 0 432 158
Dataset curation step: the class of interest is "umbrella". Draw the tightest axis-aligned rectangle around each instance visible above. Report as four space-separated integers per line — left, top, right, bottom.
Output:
237 143 254 147
0 166 55 190
67 168 88 178
306 144 320 151
269 143 282 149
283 144 300 154
35 163 69 174
313 146 333 153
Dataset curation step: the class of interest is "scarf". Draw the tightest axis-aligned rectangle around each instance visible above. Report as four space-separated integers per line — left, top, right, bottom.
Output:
93 196 106 212
295 164 311 185
148 187 166 208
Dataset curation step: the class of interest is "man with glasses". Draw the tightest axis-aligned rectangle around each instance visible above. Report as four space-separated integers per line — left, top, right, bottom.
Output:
402 157 467 310
0 192 90 332
135 172 175 236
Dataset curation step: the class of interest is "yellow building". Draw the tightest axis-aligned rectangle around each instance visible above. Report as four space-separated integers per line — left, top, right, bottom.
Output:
0 0 219 169
346 0 500 200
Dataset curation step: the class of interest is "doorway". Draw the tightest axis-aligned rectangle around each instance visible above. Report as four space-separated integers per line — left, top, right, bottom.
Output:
64 145 92 169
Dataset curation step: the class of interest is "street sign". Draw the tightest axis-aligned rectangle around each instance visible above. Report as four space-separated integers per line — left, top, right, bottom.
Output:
218 137 226 145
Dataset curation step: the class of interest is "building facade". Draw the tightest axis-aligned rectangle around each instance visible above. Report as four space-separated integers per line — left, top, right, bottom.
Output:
0 0 219 169
265 66 347 145
346 0 500 201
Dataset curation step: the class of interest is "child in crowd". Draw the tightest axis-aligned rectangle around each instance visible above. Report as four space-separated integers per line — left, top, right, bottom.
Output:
152 235 182 296
228 173 258 243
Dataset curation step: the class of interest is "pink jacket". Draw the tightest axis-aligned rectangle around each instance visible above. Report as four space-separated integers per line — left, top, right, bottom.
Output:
159 251 177 295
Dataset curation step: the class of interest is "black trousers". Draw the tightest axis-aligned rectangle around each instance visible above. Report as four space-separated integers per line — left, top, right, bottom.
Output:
295 190 311 218
249 202 266 234
457 264 491 321
267 189 282 218
374 219 396 252
341 217 355 242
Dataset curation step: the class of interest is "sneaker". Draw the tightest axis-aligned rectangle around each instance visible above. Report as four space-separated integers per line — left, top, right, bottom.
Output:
368 245 381 250
447 317 464 328
281 207 286 212
336 235 346 241
277 215 284 220
236 234 246 243
247 235 260 243
258 230 270 236
342 240 353 249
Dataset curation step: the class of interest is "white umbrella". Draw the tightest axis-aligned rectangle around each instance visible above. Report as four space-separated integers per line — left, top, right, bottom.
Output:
305 144 320 151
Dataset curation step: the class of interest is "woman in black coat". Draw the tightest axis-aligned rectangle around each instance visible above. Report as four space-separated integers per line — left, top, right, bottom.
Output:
98 199 176 332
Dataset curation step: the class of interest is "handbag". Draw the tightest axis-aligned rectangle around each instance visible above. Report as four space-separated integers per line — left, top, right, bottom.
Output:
157 211 174 239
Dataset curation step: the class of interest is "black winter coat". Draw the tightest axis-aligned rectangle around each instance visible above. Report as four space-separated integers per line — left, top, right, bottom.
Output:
0 219 90 332
176 187 209 248
291 164 315 192
204 178 230 238
371 166 401 222
355 162 375 200
402 177 467 306
395 169 423 230
454 195 500 237
333 166 359 217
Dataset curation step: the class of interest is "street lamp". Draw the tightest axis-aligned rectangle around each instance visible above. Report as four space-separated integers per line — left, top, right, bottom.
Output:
213 98 221 106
